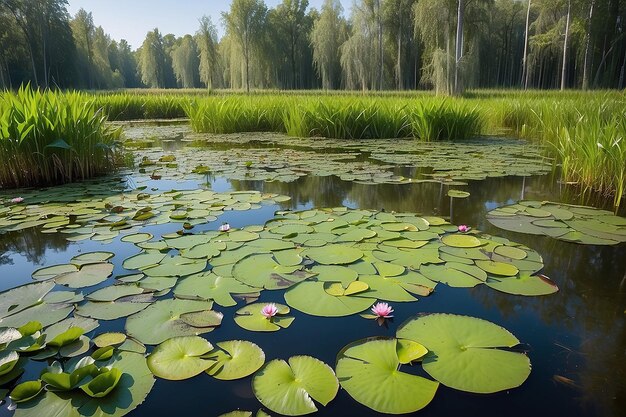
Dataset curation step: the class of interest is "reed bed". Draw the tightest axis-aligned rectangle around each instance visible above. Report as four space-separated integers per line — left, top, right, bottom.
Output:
0 87 122 188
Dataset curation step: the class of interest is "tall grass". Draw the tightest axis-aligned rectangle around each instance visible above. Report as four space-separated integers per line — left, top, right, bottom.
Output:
482 94 626 209
0 86 123 188
77 89 626 208
184 95 482 141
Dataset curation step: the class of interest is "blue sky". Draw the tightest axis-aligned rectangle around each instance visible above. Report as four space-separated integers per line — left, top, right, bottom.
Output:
66 0 350 49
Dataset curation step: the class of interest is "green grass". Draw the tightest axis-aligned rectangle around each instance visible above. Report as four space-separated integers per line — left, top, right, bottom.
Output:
3 86 624 209
0 86 123 188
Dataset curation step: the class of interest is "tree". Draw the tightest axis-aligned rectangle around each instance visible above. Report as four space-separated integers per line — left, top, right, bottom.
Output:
222 0 268 92
274 0 309 89
70 8 94 88
310 0 347 89
138 28 168 88
521 0 532 89
196 16 220 89
171 35 200 88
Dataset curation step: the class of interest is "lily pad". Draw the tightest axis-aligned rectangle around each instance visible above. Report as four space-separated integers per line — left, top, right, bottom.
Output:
14 351 155 417
147 336 214 380
284 281 373 317
252 356 338 416
441 234 482 248
174 272 259 307
335 337 438 414
234 303 294 332
232 254 312 290
205 340 265 380
125 299 218 345
304 245 363 265
396 313 531 393
487 201 626 245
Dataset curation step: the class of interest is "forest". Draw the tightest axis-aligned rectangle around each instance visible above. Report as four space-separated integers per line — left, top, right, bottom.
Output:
1 0 625 93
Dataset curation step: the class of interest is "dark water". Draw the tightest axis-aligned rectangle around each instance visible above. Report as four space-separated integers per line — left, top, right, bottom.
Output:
0 130 625 417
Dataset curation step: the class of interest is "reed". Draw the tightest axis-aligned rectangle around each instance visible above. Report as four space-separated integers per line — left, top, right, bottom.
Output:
0 86 123 188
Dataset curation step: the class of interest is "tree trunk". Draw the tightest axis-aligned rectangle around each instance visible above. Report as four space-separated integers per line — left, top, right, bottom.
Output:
377 0 383 90
454 0 464 95
582 0 595 90
522 0 531 89
396 4 403 90
561 0 571 91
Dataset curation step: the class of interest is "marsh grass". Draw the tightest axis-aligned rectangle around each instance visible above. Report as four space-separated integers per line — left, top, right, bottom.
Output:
12 88 623 207
0 86 123 188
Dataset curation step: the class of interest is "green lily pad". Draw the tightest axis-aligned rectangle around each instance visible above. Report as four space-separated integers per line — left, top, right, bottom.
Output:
284 281 373 317
253 356 338 416
121 233 153 244
447 190 470 198
0 281 55 318
475 260 519 277
122 252 166 271
336 337 438 414
10 380 43 403
486 274 559 296
174 272 259 306
54 263 115 289
234 303 294 332
441 234 482 248
93 333 127 348
206 340 265 380
397 313 531 393
147 336 214 380
232 254 312 290
14 351 155 417
125 299 218 345
304 245 364 265
487 201 626 245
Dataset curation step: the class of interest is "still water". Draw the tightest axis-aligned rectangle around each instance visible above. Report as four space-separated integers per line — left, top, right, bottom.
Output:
0 124 624 417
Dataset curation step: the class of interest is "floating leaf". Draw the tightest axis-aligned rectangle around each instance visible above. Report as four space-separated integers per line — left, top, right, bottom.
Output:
397 313 531 393
336 338 438 414
126 299 218 345
206 340 265 380
253 356 338 416
234 303 294 332
147 336 214 380
284 281 373 317
304 244 363 265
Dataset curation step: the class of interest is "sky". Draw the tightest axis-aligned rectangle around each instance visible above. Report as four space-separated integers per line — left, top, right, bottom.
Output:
66 0 350 49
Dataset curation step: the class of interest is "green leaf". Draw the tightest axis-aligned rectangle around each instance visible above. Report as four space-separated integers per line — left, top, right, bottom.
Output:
147 336 214 380
304 244 363 265
10 380 44 403
253 356 338 416
234 303 294 332
284 281 373 317
125 299 217 345
205 340 265 380
336 338 438 414
397 313 531 393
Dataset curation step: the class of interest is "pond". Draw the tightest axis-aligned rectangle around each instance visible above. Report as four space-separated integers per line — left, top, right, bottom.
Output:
0 122 624 417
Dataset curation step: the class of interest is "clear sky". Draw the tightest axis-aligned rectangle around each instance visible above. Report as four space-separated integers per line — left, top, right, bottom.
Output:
66 0 350 49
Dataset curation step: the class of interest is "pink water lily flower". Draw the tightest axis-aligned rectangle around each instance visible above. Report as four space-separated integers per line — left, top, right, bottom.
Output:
371 302 394 319
458 225 471 233
261 303 279 319
10 197 24 204
218 223 231 232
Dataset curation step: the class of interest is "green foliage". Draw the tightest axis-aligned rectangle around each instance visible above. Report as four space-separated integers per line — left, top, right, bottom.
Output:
0 86 122 188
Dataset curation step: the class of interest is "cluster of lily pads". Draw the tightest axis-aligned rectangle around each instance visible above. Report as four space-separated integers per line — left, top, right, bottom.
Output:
0 205 551 416
487 201 626 245
0 187 289 243
125 126 552 185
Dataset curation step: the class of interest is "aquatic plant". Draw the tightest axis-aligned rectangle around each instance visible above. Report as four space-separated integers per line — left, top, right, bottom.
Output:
0 86 122 188
370 302 394 318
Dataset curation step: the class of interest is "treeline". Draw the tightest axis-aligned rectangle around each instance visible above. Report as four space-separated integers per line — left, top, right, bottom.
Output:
1 0 625 93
